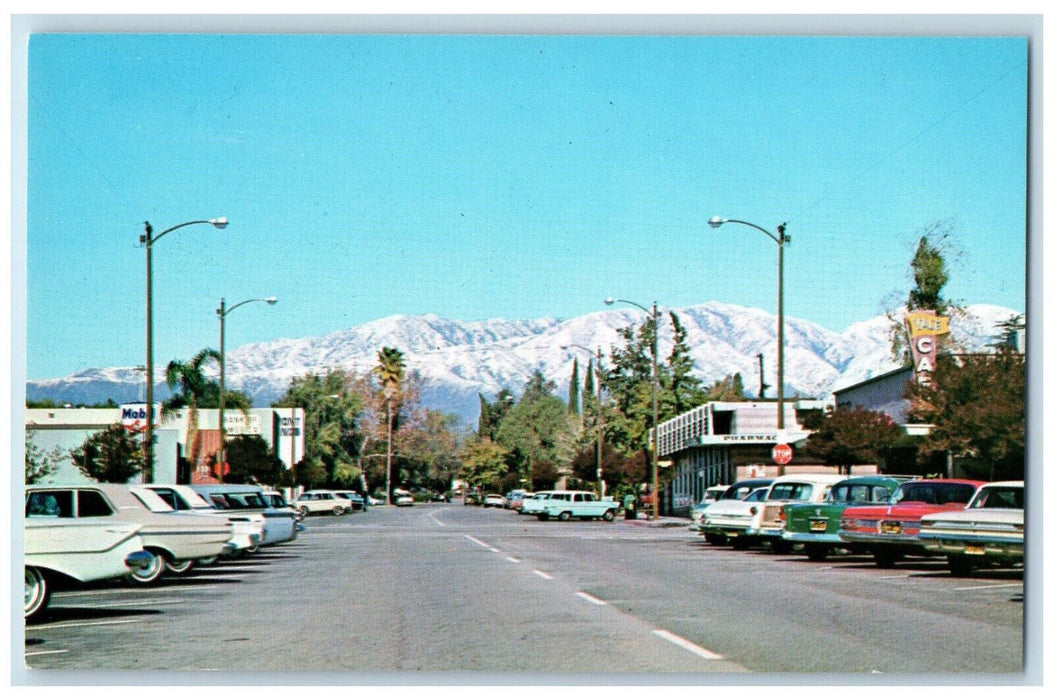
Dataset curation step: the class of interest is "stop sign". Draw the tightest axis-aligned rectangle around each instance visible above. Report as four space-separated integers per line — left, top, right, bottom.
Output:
772 443 793 466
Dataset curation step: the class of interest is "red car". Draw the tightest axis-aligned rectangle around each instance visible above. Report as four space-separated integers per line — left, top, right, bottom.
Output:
839 479 986 568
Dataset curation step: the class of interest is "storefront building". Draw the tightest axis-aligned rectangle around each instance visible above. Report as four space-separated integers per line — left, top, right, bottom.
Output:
24 405 304 485
655 400 836 516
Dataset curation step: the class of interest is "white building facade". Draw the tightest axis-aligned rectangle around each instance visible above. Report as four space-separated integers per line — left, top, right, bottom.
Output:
24 405 305 485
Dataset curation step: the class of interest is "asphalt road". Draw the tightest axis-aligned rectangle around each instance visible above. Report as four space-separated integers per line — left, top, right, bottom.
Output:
22 503 1025 680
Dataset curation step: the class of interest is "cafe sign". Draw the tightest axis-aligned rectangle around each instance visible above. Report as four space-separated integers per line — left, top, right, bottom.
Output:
905 310 950 386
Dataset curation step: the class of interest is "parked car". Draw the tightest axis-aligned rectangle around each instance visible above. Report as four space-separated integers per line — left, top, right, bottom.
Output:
464 491 483 506
394 491 414 507
781 475 911 561
483 494 507 508
24 518 154 619
695 478 773 543
261 491 309 531
509 492 534 512
142 484 265 558
520 491 553 516
191 484 300 546
702 474 843 551
536 490 621 522
333 491 366 511
918 480 1024 576
839 479 986 567
688 485 728 531
26 484 233 585
292 489 356 516
504 490 527 509
700 486 769 546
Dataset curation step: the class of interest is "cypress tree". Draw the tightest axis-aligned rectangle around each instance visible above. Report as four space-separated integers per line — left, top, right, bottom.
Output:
568 358 581 416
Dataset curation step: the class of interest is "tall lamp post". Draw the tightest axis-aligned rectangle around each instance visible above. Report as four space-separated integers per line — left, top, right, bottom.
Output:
707 217 789 432
605 297 661 521
141 217 228 483
216 296 277 481
562 344 605 499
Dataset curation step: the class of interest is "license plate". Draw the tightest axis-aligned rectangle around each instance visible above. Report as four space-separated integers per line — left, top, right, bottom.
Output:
881 522 902 535
810 520 827 532
964 546 986 555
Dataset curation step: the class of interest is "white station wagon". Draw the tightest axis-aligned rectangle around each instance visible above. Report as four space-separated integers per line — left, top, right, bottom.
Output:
293 490 356 516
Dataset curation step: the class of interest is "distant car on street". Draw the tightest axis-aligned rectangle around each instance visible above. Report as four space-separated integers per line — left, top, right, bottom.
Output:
293 490 355 516
484 494 507 508
536 490 621 522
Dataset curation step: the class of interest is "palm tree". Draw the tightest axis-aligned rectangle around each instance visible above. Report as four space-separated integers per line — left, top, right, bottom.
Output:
162 348 221 479
375 347 406 504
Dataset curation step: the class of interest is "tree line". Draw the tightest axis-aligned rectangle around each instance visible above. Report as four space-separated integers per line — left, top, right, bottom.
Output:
26 221 1026 492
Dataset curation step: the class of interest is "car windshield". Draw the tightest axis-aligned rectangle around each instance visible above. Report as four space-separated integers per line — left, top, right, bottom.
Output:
892 482 977 506
969 486 1024 509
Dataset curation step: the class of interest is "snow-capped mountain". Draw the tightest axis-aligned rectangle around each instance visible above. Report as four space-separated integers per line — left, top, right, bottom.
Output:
26 302 1021 427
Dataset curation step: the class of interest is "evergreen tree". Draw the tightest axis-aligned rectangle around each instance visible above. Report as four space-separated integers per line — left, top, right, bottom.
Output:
568 358 581 416
26 430 63 484
70 424 144 483
225 434 290 486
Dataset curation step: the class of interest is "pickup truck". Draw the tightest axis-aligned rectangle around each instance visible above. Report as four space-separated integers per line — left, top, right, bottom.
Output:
536 490 621 522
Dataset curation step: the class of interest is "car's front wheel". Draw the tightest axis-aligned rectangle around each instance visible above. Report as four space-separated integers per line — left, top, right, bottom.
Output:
558 511 572 522
332 506 345 516
602 509 616 522
25 566 50 620
127 549 166 585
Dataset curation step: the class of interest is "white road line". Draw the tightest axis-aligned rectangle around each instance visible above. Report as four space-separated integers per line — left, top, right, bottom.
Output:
878 574 912 580
29 618 143 631
24 649 69 657
506 556 521 563
428 510 446 527
954 582 1023 592
533 570 554 580
575 591 607 606
60 598 187 609
652 630 723 660
464 535 492 549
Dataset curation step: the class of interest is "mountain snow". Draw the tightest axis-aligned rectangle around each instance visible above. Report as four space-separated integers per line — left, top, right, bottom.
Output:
26 302 1021 427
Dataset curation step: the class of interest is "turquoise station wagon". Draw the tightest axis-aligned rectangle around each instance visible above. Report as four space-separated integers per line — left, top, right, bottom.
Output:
536 490 621 522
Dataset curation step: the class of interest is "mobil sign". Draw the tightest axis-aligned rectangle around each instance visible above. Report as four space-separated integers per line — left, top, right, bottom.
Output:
904 311 950 386
120 403 154 433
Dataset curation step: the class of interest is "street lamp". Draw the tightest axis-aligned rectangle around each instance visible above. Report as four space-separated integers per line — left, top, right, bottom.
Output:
604 296 661 521
707 217 790 432
216 296 278 481
562 344 605 499
141 217 228 483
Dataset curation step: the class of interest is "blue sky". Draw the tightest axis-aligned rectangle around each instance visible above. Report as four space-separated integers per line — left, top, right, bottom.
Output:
23 32 1028 380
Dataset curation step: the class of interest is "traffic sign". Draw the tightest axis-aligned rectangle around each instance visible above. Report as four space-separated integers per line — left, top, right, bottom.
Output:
772 443 793 466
